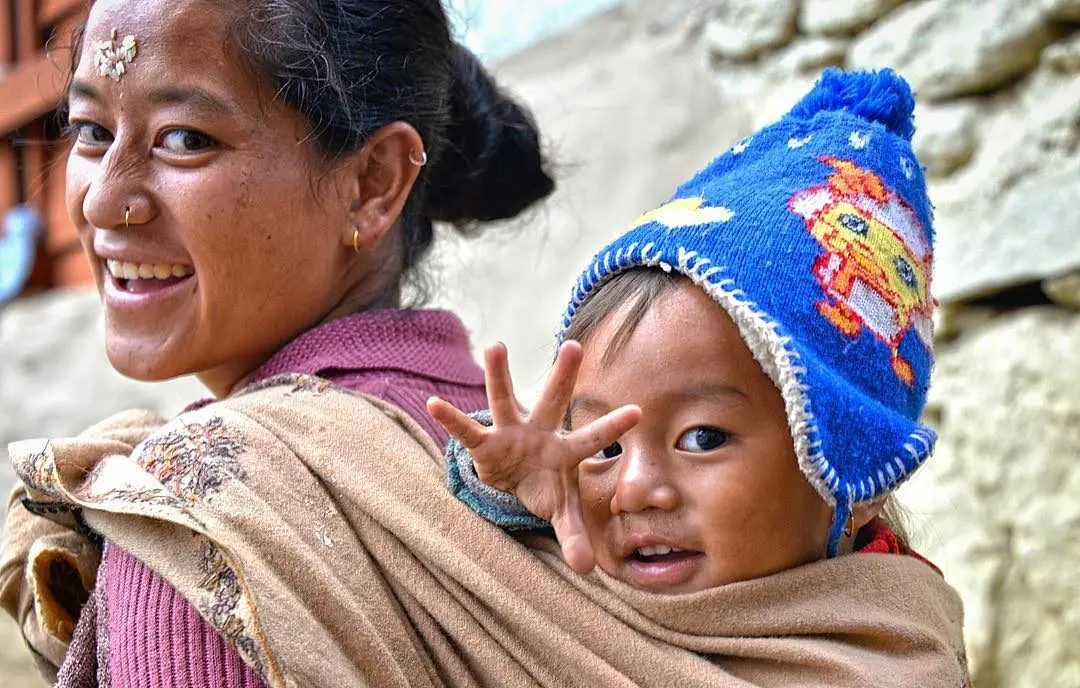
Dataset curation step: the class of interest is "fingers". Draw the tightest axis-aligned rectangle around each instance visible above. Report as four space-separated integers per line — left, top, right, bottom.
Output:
565 405 641 461
427 397 488 449
532 340 583 431
551 484 596 574
484 343 522 427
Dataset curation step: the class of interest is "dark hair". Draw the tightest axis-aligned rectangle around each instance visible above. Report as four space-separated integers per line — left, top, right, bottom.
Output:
562 267 913 549
69 0 554 296
562 268 682 367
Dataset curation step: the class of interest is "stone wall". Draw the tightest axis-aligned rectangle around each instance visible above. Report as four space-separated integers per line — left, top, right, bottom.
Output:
1 1 1077 686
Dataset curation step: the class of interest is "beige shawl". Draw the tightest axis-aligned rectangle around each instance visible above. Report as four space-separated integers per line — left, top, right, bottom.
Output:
1 375 969 687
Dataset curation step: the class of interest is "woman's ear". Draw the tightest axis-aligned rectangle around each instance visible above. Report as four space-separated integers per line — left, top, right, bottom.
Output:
343 122 426 251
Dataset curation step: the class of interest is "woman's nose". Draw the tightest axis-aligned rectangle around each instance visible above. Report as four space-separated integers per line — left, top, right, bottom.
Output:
79 144 153 231
609 447 679 515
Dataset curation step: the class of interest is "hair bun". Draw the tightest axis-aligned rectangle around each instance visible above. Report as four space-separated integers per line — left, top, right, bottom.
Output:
425 44 555 225
788 68 916 141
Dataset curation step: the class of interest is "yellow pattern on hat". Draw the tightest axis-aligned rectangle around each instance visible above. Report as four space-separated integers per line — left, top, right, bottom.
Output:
625 196 735 233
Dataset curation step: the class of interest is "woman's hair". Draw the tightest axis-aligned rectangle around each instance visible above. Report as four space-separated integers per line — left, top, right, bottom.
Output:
562 267 913 549
68 0 555 299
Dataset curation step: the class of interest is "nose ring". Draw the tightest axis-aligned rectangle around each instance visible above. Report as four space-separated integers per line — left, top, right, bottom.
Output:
124 206 131 228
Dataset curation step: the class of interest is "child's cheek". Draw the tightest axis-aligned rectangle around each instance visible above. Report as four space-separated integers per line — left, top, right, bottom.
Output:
577 468 617 550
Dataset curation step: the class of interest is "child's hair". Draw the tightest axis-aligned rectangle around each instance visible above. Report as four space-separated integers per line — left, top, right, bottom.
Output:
562 268 913 549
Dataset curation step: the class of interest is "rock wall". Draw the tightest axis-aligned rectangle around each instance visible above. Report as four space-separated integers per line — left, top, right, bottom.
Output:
1 1 1078 686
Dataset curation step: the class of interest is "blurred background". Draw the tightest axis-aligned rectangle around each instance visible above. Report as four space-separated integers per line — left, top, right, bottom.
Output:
1 0 1078 686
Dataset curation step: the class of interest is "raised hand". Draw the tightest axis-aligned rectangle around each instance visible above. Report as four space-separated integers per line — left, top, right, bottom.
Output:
428 341 640 573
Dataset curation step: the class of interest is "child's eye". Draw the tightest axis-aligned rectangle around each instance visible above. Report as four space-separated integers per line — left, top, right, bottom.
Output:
591 442 623 461
159 129 216 154
676 427 730 453
72 122 114 147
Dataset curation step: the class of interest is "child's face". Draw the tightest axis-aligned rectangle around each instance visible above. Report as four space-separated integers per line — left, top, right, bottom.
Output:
571 282 833 593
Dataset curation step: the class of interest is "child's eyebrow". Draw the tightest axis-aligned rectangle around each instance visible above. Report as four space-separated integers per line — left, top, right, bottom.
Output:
567 396 609 420
674 383 750 404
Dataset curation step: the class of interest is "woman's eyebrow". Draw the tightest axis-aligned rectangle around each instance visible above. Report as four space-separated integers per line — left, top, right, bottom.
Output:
68 79 101 102
67 81 240 120
147 85 240 118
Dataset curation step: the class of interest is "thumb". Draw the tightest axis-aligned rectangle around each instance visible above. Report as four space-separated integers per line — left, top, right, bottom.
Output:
551 485 595 574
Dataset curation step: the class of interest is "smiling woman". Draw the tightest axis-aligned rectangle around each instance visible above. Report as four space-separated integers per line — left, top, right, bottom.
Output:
62 0 552 396
2 0 554 685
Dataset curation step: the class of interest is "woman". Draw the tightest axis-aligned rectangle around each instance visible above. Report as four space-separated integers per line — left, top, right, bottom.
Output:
2 0 553 684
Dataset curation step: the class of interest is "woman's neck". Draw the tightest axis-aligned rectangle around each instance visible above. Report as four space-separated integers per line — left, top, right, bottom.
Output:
197 286 403 398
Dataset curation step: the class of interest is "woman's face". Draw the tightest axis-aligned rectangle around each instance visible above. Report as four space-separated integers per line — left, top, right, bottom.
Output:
572 282 834 593
67 0 362 394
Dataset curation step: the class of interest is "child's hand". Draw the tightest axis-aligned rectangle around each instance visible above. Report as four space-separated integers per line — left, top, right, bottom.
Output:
428 341 640 574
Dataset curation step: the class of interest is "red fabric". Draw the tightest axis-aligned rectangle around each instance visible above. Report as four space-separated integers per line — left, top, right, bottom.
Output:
96 310 488 687
856 519 942 576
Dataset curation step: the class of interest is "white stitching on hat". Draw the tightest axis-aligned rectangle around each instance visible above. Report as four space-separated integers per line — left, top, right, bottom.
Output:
559 246 939 512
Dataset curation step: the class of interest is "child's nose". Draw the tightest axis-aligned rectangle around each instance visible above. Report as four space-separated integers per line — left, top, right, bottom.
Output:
609 448 679 515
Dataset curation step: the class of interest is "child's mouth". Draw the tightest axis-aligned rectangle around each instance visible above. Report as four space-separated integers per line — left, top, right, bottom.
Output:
631 545 690 562
627 545 704 587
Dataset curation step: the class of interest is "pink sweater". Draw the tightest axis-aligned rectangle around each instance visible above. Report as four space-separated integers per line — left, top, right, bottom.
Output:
76 310 487 686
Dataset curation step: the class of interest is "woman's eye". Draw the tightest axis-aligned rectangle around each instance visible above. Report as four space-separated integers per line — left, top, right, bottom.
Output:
676 427 730 453
591 442 623 461
160 129 215 154
73 123 113 147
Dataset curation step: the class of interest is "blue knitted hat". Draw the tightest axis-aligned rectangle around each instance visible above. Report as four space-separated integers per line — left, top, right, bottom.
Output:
559 69 936 556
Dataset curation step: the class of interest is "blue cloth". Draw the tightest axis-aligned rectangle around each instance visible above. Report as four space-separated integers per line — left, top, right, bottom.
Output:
559 68 937 556
0 205 44 305
445 409 550 531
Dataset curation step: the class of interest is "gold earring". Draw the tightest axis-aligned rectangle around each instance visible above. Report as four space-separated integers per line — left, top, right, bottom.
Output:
352 227 361 254
124 206 131 228
844 512 856 538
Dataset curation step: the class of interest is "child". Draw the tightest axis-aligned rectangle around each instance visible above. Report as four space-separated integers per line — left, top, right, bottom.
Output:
430 67 966 640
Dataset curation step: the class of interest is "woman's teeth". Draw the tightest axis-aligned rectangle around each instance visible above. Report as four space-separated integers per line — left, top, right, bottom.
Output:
635 545 685 557
106 260 193 280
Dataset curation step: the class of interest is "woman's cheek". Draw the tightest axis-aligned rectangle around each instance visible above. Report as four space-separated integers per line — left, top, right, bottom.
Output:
65 155 93 230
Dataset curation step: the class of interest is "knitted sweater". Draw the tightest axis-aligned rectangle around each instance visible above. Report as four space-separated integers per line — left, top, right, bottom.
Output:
79 310 487 687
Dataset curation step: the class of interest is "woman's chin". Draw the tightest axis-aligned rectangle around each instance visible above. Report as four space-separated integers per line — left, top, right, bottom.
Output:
104 337 191 382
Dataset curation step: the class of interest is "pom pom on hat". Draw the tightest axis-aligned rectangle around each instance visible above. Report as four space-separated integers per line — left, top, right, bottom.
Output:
788 67 916 141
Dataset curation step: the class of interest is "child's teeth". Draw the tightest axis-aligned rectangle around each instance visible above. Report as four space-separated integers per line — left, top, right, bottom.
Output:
106 259 193 280
637 545 683 557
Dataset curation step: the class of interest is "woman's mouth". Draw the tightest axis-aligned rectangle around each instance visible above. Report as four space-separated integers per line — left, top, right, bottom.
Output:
626 544 705 588
106 259 194 293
